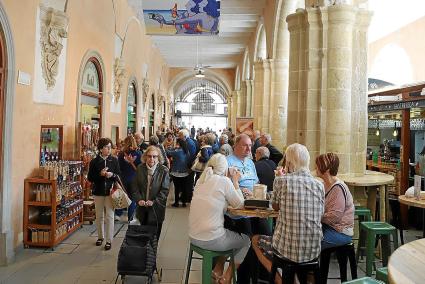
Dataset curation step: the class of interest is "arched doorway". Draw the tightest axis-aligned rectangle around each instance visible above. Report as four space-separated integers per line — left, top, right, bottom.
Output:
0 0 16 264
0 22 5 181
127 80 137 135
175 78 228 132
80 57 103 137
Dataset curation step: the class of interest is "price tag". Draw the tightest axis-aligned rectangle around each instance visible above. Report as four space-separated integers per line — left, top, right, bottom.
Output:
414 175 421 200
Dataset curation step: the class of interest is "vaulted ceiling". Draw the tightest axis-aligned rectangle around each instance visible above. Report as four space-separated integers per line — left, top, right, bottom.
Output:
128 0 267 69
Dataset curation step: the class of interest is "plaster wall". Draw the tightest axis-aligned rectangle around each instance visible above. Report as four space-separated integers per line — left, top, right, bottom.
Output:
1 0 169 248
368 16 425 84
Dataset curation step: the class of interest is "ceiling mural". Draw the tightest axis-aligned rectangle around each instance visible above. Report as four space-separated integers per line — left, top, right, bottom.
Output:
143 0 220 35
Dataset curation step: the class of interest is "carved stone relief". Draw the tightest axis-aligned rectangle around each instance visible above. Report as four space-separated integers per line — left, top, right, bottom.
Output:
113 58 126 102
142 77 149 105
40 5 68 89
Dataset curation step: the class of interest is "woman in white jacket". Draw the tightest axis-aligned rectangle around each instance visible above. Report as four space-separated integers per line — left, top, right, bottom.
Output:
189 153 250 284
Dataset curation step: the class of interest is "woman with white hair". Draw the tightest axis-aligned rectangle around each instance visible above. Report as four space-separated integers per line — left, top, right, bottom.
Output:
189 153 251 284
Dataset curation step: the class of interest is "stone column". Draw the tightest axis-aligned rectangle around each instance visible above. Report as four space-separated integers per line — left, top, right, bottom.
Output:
286 4 371 174
239 81 247 117
245 79 254 117
254 59 272 133
269 1 296 151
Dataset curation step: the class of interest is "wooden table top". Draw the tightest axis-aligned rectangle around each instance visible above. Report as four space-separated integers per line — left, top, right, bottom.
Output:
341 170 394 187
388 238 425 284
398 193 425 209
227 207 279 218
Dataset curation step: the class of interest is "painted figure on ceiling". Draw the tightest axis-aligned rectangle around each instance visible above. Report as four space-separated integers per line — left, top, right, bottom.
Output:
149 0 220 35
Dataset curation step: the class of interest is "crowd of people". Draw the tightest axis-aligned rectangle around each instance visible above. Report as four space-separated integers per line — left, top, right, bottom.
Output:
87 126 355 284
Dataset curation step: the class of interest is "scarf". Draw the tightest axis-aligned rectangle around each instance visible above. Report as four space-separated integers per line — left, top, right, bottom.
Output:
146 162 158 200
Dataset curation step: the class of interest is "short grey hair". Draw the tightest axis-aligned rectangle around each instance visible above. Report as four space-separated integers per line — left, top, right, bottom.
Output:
179 129 190 138
262 133 272 143
285 143 310 172
256 146 270 159
141 145 164 165
220 134 229 144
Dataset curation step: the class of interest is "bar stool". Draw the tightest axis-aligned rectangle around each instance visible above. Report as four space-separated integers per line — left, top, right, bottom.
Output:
320 243 357 283
269 254 320 284
376 267 388 283
354 206 372 263
357 221 398 276
342 276 383 283
184 243 237 284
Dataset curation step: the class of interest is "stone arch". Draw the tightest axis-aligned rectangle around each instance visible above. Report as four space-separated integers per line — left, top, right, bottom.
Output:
0 0 16 265
254 21 267 61
168 69 231 101
370 44 413 85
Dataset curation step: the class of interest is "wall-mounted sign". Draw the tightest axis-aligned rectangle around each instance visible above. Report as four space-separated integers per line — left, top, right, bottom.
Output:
143 0 220 35
368 100 425 112
82 61 100 93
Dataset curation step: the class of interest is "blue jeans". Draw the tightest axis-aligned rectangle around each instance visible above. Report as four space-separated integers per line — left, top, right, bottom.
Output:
321 224 352 250
115 201 137 221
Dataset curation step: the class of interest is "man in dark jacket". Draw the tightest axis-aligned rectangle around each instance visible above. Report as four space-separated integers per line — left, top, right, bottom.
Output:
260 133 283 165
254 147 276 192
251 130 261 159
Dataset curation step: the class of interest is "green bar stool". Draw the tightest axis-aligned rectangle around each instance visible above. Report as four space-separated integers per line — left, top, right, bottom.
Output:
342 276 384 283
355 206 373 263
376 267 388 283
184 243 237 284
357 222 399 276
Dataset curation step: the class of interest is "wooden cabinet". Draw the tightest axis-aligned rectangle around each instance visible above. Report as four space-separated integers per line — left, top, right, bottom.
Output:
23 175 83 248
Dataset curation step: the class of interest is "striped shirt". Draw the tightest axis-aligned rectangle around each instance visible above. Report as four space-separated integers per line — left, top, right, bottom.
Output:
271 169 325 263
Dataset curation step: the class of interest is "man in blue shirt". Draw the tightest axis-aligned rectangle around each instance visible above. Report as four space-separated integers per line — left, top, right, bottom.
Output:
226 133 271 283
227 134 259 191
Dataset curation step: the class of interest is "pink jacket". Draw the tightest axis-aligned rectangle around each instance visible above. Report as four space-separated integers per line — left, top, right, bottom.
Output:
322 181 354 236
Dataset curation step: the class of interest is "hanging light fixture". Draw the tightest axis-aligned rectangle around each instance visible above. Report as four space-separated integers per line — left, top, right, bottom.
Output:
375 120 380 136
393 122 398 137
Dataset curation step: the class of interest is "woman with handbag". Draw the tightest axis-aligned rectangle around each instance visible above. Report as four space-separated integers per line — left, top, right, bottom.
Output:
193 133 215 185
130 146 170 237
87 138 121 250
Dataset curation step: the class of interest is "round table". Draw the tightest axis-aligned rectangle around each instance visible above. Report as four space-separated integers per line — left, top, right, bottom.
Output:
399 193 425 237
388 238 425 284
342 170 394 222
227 207 279 218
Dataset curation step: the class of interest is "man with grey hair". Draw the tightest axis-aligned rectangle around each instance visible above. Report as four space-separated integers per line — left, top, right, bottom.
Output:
251 130 261 159
219 134 233 156
260 133 283 165
254 146 276 192
271 143 324 271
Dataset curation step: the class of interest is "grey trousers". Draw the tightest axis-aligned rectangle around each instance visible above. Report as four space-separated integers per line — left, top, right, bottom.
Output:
190 229 251 263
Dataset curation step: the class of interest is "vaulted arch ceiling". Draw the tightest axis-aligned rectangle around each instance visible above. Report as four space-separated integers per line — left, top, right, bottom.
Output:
128 0 267 68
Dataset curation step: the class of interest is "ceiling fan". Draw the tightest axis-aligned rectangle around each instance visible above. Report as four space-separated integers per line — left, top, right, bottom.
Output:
194 37 211 78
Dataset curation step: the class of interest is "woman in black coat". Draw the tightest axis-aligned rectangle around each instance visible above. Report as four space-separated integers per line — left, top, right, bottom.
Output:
130 145 170 237
87 138 120 250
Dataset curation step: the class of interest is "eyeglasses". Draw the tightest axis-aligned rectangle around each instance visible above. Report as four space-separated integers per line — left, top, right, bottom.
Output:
147 154 159 159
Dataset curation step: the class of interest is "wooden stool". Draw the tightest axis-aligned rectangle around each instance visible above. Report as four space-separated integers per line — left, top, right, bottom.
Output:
184 243 236 284
357 222 398 276
269 254 319 284
320 243 357 283
376 267 388 283
342 276 383 283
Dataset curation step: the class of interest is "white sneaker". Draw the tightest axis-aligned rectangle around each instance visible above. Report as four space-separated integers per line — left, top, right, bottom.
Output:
114 215 120 221
129 218 140 225
119 215 128 222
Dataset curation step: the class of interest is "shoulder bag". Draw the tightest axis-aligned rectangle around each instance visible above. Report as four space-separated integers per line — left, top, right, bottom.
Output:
110 176 132 209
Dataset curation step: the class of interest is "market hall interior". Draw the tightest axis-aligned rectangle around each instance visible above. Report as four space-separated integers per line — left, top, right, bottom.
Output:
1 0 425 283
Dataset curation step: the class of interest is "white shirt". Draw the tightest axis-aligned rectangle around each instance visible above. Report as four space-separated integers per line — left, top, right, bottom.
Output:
189 174 244 241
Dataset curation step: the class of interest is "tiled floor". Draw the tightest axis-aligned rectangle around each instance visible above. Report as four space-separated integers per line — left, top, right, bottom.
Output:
0 204 422 284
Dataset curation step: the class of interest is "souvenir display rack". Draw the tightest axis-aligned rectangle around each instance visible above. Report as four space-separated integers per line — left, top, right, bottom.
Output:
77 122 98 223
23 161 83 248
